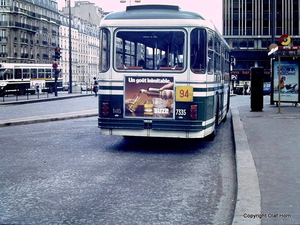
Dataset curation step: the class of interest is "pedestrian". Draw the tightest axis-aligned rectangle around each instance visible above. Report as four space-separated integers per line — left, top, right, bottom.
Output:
243 82 249 95
93 77 99 97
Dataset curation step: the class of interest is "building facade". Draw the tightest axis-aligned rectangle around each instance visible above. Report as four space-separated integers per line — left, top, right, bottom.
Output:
61 1 105 25
59 14 99 85
223 0 300 82
60 1 103 86
0 0 60 63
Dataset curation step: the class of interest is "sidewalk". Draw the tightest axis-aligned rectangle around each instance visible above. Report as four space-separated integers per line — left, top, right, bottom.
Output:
231 95 300 225
0 91 94 105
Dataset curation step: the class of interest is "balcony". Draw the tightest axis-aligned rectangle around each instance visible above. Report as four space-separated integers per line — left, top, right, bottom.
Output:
21 53 29 58
0 53 8 57
0 37 7 42
8 21 39 33
21 38 29 43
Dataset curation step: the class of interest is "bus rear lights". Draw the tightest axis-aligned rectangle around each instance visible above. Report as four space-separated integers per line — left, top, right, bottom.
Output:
101 101 110 117
190 104 198 120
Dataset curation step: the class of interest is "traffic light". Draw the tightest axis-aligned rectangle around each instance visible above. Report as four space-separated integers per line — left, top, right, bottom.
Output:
55 47 61 60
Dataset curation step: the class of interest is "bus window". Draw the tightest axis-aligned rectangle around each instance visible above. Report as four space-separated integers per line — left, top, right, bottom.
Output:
38 69 45 78
214 38 221 80
45 69 51 78
207 32 214 75
15 69 22 79
115 30 185 71
4 69 13 80
23 69 30 79
31 69 37 78
146 46 154 69
190 28 206 73
125 40 135 66
99 28 110 72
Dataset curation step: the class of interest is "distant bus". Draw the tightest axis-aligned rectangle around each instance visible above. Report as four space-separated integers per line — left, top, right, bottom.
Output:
0 63 62 96
98 5 231 139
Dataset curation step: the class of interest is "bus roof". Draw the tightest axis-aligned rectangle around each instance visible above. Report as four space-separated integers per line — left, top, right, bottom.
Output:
103 4 205 21
0 63 53 69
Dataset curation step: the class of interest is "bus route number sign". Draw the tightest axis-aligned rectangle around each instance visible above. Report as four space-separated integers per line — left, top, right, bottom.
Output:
175 86 193 102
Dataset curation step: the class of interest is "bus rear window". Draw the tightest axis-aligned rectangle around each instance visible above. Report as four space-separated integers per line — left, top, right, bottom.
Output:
115 30 185 71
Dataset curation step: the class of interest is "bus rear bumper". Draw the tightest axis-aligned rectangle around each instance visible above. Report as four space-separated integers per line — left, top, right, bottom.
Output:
98 118 214 139
99 128 214 139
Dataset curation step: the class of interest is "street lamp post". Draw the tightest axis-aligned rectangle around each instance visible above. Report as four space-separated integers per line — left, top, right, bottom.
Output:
270 0 275 105
68 0 73 93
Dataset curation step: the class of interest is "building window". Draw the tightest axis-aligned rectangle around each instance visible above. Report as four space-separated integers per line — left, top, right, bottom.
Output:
0 14 6 22
248 40 254 49
0 0 6 6
1 45 6 53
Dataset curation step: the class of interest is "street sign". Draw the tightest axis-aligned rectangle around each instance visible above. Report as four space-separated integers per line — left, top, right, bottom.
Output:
268 46 300 55
269 43 278 51
268 46 278 55
278 46 300 50
52 63 58 69
279 34 291 46
231 74 237 80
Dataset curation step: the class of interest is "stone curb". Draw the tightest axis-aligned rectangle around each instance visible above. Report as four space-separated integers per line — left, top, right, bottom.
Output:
231 107 261 225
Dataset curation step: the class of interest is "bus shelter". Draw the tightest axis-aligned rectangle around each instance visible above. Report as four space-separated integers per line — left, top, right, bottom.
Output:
269 46 300 113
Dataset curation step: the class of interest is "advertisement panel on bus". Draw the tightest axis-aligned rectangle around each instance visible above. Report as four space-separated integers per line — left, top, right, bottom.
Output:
124 76 174 118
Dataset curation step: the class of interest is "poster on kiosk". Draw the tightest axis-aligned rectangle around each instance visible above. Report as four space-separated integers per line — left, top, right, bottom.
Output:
273 61 299 102
124 76 174 118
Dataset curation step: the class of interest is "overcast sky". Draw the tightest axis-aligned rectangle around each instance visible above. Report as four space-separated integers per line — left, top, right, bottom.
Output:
56 0 223 33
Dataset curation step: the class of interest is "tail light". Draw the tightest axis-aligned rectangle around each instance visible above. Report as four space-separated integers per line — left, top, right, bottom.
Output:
190 104 198 120
101 101 110 117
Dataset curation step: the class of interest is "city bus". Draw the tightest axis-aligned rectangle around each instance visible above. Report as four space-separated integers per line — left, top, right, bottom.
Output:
0 63 62 96
98 5 231 139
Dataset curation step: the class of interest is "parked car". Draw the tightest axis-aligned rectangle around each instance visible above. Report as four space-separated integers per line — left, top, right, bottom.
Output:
233 85 250 95
263 82 271 95
62 82 69 91
80 83 93 91
81 85 87 91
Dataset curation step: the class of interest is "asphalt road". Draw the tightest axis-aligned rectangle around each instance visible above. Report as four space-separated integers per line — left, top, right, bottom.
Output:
0 97 236 225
